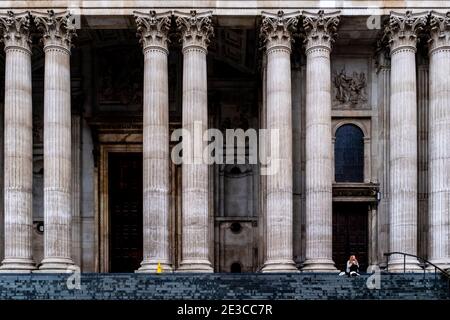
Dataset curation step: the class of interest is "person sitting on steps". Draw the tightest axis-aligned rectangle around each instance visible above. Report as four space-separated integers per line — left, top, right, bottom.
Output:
346 255 360 277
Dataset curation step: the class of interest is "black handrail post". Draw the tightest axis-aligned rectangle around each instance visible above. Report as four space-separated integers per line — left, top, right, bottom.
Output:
434 266 437 287
423 260 426 281
386 254 389 273
403 255 406 273
448 278 450 296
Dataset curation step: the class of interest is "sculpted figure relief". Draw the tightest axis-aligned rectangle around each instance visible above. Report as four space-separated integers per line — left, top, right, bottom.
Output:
332 68 368 109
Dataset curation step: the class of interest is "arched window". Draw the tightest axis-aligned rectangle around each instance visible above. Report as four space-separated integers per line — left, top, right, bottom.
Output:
335 124 364 182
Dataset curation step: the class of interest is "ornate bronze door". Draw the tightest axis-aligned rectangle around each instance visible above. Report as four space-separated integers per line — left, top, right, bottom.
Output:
109 152 143 272
332 203 368 272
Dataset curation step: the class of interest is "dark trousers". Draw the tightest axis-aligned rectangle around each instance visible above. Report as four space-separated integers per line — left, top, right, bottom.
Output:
349 264 359 274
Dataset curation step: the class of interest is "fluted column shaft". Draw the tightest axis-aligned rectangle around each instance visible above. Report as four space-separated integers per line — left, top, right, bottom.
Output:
386 11 427 272
260 10 299 272
0 11 35 272
134 11 172 273
175 10 214 272
302 10 339 272
34 10 77 272
428 12 450 270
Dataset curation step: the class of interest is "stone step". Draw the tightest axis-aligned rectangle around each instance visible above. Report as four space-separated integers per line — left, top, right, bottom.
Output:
0 273 448 300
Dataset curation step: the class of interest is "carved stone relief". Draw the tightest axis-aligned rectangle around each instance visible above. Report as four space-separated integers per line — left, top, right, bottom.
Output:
96 46 143 111
331 57 370 110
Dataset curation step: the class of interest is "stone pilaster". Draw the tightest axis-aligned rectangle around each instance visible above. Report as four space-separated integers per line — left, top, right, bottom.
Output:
368 204 379 269
385 11 427 272
427 11 450 270
71 114 81 266
34 10 77 272
0 11 35 272
134 10 173 273
417 55 429 261
302 10 340 272
292 51 307 267
0 91 3 265
375 43 391 269
259 53 268 269
175 10 214 272
259 10 300 272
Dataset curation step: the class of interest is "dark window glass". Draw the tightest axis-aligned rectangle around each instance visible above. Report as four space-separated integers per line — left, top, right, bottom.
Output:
335 124 364 182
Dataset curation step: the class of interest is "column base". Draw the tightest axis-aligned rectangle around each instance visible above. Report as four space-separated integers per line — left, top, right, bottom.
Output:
387 258 423 273
35 257 77 273
425 259 450 272
366 264 381 273
301 258 338 272
261 259 299 273
136 260 173 273
176 259 214 273
0 258 36 273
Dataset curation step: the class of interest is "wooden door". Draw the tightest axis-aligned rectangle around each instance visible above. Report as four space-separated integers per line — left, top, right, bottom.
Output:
332 203 368 272
109 152 143 272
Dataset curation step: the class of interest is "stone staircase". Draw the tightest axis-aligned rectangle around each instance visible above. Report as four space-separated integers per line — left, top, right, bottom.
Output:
0 273 448 300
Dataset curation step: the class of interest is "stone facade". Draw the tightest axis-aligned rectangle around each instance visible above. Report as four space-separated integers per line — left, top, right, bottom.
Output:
0 2 449 274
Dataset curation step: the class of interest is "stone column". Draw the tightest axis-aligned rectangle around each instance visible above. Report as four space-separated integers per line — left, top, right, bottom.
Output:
302 10 340 272
0 11 35 272
427 11 450 270
134 10 173 273
259 10 299 272
34 10 77 272
175 10 214 272
385 11 427 272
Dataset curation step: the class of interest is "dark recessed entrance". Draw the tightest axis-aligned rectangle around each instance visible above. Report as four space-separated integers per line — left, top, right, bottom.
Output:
332 202 368 272
109 152 143 273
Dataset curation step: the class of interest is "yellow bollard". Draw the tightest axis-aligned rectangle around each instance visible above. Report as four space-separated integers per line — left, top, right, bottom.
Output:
156 262 163 274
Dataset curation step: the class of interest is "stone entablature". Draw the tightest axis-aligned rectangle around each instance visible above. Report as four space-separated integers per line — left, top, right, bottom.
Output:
1 1 450 15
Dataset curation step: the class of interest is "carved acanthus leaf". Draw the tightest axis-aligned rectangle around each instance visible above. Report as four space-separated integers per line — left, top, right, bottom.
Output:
0 11 31 50
134 10 172 51
175 10 213 50
260 10 300 50
375 29 391 70
303 10 340 51
385 11 428 52
33 10 76 50
429 11 450 52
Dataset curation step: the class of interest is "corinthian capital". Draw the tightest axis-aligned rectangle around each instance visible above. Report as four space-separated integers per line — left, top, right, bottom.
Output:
174 10 213 51
429 11 450 53
0 11 31 52
302 10 340 53
33 10 76 52
385 11 428 53
134 10 171 52
260 10 300 52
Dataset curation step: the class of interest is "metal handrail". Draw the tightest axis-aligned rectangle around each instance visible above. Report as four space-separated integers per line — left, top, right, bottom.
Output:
384 251 450 295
